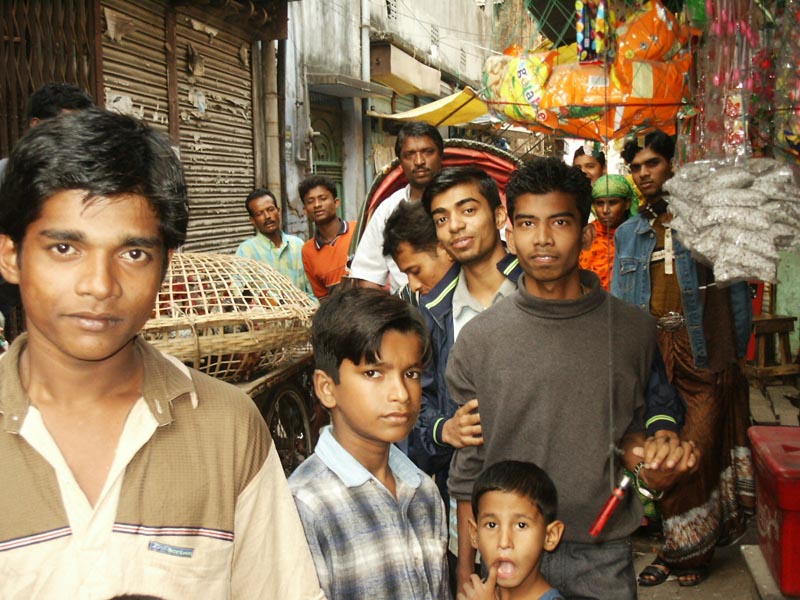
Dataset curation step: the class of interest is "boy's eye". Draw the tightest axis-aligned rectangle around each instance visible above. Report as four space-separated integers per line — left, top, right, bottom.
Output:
516 522 528 529
405 369 422 380
51 243 77 255
123 248 151 262
434 216 447 226
363 369 381 379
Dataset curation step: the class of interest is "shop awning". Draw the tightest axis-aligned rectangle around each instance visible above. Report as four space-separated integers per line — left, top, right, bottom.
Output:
307 73 393 98
365 86 489 126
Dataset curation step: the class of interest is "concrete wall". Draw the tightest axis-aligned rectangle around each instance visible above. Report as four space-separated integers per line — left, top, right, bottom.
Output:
776 248 800 354
370 0 492 85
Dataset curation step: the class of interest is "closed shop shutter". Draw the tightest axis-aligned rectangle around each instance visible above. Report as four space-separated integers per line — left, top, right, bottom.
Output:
174 9 255 254
101 0 169 134
1 0 98 156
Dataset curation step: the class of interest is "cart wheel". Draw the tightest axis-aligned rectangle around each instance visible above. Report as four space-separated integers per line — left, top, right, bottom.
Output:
264 383 313 476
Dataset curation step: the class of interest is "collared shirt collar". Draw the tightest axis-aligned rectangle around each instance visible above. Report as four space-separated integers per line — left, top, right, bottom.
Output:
313 426 422 489
0 334 196 434
452 269 516 329
256 230 288 250
313 219 349 251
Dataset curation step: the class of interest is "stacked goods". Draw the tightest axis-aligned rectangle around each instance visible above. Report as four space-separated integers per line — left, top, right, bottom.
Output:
665 159 800 282
482 0 691 141
141 252 316 382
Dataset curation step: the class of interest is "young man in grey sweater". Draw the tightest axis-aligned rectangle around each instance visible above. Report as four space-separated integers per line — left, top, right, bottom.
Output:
447 158 697 599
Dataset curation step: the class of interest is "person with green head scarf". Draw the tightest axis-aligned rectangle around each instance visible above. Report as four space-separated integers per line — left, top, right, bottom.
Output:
578 174 635 289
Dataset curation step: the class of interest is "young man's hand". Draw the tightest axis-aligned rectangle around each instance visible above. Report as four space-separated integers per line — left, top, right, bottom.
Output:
632 430 701 491
441 399 483 448
456 564 497 600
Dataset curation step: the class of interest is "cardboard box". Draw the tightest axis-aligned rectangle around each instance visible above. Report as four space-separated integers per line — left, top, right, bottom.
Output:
749 426 800 596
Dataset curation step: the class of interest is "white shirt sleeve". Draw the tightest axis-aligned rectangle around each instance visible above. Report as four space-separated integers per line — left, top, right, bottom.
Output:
348 188 410 293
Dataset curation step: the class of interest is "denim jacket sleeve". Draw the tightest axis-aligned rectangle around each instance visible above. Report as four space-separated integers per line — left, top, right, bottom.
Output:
729 281 754 359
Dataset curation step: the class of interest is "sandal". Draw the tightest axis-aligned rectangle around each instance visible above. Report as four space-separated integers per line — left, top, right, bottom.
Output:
677 566 709 587
637 557 671 587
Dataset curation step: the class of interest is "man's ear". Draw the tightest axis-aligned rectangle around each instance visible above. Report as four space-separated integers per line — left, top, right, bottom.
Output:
313 369 338 410
0 235 21 284
494 204 508 231
581 222 595 251
468 518 479 550
543 519 565 551
506 223 516 255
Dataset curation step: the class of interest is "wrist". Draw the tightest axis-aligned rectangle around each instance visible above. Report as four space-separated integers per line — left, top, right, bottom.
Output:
633 461 664 500
434 417 448 447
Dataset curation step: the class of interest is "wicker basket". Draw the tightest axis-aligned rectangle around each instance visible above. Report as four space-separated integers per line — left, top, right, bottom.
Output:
141 252 316 382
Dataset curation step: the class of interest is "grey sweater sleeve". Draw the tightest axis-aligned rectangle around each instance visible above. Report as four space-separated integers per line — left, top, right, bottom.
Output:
445 332 485 501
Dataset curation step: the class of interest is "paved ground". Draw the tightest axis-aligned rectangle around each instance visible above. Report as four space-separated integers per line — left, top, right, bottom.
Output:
634 519 758 600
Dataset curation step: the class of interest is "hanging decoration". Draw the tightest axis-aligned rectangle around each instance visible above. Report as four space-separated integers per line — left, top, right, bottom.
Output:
482 0 692 142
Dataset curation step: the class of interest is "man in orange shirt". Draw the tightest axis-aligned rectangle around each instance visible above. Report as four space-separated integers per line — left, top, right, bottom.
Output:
579 174 635 290
300 175 355 298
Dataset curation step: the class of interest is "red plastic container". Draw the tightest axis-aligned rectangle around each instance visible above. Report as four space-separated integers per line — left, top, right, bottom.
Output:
749 426 800 596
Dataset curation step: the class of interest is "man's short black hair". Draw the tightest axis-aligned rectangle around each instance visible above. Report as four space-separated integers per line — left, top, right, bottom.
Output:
383 201 439 260
572 145 606 167
26 82 94 122
506 157 592 226
471 460 559 525
394 121 445 159
245 188 278 214
312 287 432 384
298 175 337 203
621 130 675 165
421 166 501 215
0 109 188 250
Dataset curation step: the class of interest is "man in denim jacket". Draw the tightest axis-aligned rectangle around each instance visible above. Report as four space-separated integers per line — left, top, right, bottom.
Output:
612 130 754 588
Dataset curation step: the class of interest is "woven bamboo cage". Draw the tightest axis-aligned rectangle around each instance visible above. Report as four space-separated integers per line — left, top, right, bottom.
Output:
141 253 317 383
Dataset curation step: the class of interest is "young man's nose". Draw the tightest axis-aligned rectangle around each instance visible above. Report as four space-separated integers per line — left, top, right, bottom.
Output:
77 255 121 299
413 152 425 166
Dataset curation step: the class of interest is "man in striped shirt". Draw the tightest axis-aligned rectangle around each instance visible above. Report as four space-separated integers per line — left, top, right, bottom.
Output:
236 187 315 300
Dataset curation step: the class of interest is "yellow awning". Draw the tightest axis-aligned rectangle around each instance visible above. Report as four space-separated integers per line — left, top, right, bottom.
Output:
366 86 488 127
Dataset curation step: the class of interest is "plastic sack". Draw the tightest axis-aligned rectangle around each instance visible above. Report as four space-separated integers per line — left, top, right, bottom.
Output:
665 158 800 283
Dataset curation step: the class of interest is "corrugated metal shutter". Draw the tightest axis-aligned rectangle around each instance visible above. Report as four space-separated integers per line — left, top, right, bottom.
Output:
101 0 169 134
1 0 98 157
174 10 255 254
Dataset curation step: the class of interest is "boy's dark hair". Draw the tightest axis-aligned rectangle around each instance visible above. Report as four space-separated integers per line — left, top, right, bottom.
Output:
382 201 439 260
621 129 675 164
298 175 337 203
27 82 94 122
506 157 592 226
421 166 501 215
394 121 445 159
245 188 278 214
472 460 559 524
312 287 432 383
0 109 188 250
572 145 606 167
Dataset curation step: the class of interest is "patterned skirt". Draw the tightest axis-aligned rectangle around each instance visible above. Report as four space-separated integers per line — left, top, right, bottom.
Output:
656 327 755 569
